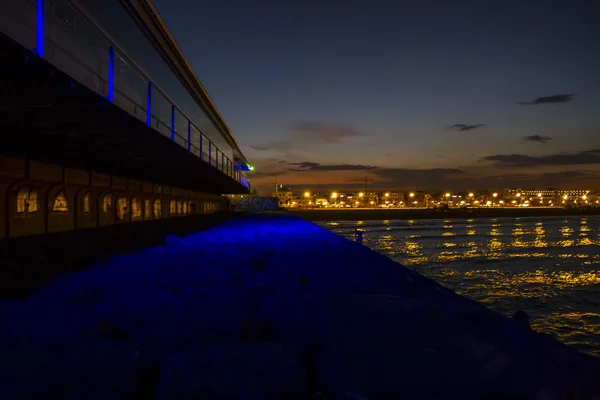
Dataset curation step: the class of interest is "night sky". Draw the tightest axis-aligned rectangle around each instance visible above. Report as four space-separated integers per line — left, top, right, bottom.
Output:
153 0 600 194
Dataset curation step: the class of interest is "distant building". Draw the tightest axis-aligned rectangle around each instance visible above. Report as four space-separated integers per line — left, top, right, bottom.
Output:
273 187 293 206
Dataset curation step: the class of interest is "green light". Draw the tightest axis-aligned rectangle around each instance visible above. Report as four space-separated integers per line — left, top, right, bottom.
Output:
247 164 254 171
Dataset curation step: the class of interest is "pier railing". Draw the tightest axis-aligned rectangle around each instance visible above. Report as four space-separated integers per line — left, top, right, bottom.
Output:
0 0 250 191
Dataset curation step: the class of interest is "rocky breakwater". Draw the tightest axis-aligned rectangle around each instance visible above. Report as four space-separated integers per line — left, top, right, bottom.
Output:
1 213 599 399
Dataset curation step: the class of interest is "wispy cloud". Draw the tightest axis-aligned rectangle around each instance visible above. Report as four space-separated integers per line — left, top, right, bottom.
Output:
448 124 486 132
481 148 600 167
517 93 576 105
249 145 270 151
523 135 552 144
289 162 377 172
287 122 366 143
247 122 366 152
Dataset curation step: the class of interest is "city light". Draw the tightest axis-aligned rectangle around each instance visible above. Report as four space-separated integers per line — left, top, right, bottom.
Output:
273 187 596 209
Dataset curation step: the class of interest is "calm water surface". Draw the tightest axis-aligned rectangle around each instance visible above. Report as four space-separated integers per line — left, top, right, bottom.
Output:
320 216 600 356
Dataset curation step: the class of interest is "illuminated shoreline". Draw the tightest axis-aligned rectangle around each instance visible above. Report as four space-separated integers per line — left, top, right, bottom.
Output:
289 206 600 221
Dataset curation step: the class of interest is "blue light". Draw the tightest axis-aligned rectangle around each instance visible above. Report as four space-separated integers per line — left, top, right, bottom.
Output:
147 82 152 126
36 0 44 57
170 105 175 141
107 46 114 102
187 121 191 151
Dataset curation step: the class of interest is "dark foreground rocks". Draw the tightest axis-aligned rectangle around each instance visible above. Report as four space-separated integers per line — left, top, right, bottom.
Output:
1 213 599 399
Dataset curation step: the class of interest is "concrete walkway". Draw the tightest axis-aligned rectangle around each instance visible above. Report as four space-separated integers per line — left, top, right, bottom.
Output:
1 213 599 399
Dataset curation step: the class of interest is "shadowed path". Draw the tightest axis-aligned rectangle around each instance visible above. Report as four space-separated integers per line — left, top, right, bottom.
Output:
1 213 599 399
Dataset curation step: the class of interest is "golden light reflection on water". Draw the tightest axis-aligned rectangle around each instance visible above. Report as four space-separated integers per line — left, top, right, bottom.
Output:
531 312 600 354
332 216 600 356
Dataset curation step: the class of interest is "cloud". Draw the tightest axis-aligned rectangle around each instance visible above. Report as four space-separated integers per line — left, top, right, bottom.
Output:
246 140 295 152
248 122 366 152
287 122 365 143
249 145 270 151
449 124 486 132
517 93 575 105
289 162 377 172
250 171 282 179
523 135 552 144
481 148 600 167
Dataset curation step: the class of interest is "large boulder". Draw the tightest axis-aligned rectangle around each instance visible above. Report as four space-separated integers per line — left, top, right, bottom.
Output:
155 343 308 399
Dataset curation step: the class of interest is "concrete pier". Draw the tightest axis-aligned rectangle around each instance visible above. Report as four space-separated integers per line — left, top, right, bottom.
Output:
1 213 599 399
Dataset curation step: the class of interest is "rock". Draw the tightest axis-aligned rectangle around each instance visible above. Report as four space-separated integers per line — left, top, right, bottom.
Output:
513 310 531 331
165 234 180 246
155 343 308 399
0 339 138 399
79 319 131 342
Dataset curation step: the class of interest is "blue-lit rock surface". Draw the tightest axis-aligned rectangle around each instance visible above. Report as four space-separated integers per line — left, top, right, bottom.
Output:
1 213 600 399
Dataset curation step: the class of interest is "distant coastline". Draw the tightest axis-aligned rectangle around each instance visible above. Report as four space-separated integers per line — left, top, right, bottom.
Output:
289 207 600 221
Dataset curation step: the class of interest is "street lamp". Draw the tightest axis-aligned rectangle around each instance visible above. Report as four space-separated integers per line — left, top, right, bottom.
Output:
409 192 415 198
304 192 310 198
385 193 390 197
445 193 451 198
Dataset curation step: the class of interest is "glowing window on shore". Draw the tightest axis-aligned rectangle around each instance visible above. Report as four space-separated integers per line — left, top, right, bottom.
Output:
83 192 91 213
117 197 128 220
102 195 112 213
170 200 176 215
144 199 151 219
16 187 39 215
28 188 39 212
177 201 182 215
52 190 68 213
131 197 141 219
154 199 162 218
16 187 28 214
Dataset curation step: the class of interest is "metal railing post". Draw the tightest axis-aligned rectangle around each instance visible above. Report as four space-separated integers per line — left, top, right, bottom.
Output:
170 105 175 141
187 121 191 151
199 133 203 160
36 0 44 57
146 82 152 126
108 45 114 102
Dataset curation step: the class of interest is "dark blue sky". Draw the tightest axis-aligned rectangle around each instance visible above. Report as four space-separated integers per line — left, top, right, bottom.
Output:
154 0 600 193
